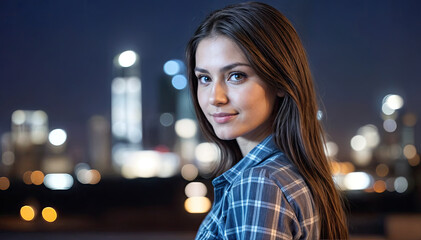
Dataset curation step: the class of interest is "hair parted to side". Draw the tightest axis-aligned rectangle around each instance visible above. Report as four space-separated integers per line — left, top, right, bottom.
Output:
186 2 348 239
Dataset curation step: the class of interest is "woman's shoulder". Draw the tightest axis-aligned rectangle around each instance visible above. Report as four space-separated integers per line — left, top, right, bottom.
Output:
233 152 313 205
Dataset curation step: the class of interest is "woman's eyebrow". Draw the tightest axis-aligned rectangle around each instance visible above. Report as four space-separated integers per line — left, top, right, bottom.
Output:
194 62 250 74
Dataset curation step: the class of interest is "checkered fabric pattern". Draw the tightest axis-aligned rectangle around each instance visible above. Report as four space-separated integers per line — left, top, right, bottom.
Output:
195 135 319 239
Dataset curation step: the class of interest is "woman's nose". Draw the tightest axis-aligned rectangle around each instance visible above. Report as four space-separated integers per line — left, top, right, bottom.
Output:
209 82 228 106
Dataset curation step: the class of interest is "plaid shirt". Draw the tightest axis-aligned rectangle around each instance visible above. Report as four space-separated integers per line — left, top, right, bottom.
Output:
195 135 319 240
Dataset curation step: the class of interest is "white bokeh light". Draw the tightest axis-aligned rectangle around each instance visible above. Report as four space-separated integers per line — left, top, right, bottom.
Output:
344 172 372 190
394 176 408 193
350 135 367 151
381 103 395 115
383 94 404 110
195 142 219 163
357 124 380 149
44 173 74 190
175 119 197 138
12 110 26 125
118 50 137 67
324 141 338 157
48 129 67 146
185 182 207 198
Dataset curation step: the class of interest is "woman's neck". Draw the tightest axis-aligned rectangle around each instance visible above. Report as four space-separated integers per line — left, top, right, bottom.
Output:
236 131 271 157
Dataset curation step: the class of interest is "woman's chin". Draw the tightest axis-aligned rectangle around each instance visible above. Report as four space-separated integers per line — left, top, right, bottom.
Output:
215 132 237 141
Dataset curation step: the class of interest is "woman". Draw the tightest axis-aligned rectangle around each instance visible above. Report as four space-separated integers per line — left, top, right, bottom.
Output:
186 2 348 239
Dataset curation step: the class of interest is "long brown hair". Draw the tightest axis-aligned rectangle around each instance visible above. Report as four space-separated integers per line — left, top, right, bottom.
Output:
186 2 348 239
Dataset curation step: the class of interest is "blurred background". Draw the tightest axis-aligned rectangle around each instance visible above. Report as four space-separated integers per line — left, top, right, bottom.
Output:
0 0 420 239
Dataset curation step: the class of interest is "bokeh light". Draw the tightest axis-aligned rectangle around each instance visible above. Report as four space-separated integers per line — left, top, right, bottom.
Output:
12 110 26 125
44 174 74 190
163 60 182 76
381 103 395 116
20 205 35 221
394 176 408 193
175 119 197 139
383 119 397 132
185 182 207 198
0 177 10 190
181 164 199 181
195 142 219 164
23 171 33 185
357 124 380 149
344 172 372 190
48 129 67 146
373 180 386 193
159 113 174 127
383 94 404 110
2 151 15 166
121 151 161 178
403 144 417 159
330 161 355 175
375 164 389 177
42 207 58 222
76 169 91 184
89 170 101 184
76 168 102 185
350 135 366 151
172 74 187 90
31 170 44 185
118 50 137 67
324 141 338 157
184 196 211 214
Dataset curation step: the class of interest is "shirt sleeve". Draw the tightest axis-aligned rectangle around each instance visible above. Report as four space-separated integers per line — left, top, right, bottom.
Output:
224 169 301 240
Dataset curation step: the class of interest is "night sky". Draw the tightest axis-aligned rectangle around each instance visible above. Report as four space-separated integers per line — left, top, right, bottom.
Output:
1 0 420 162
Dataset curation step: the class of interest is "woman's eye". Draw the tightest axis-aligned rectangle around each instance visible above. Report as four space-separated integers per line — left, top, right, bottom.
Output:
198 75 211 84
228 73 246 82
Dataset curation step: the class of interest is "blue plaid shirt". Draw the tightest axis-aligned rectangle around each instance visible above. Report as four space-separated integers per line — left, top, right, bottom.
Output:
195 135 319 239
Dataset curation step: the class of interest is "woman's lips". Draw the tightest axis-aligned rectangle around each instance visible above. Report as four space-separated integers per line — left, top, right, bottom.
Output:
211 112 238 124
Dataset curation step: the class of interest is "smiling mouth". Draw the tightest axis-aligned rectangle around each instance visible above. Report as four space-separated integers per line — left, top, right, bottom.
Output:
211 112 238 124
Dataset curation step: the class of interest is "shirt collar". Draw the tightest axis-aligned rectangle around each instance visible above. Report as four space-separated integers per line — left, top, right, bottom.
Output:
212 134 280 187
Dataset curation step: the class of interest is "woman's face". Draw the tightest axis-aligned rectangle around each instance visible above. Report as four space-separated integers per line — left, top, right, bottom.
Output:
195 36 276 142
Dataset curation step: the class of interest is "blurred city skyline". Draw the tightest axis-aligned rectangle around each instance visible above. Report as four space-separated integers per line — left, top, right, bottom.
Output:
0 0 420 161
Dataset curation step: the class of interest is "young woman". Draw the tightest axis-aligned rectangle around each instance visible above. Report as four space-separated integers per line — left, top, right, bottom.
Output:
186 2 348 239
